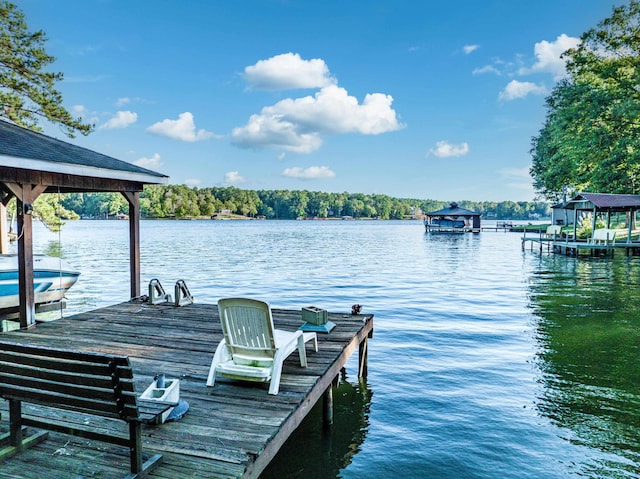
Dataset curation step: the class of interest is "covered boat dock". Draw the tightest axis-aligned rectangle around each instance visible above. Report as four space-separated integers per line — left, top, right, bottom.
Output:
0 120 168 327
424 202 481 233
522 192 640 256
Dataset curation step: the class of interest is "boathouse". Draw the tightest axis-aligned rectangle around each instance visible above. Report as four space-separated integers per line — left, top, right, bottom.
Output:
522 192 640 257
424 202 481 233
562 192 640 241
0 120 168 327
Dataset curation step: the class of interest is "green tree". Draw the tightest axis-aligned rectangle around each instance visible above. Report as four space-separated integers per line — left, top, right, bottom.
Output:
0 1 92 136
531 1 640 199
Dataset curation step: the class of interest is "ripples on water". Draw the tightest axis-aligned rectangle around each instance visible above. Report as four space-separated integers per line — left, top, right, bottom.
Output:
27 220 640 478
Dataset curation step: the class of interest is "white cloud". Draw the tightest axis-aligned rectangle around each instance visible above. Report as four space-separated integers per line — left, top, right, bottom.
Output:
134 153 161 170
71 104 99 125
147 112 214 142
243 52 336 91
100 110 137 130
71 105 88 116
473 64 500 75
184 178 201 186
428 140 469 158
282 166 336 179
499 80 547 101
232 84 403 153
116 97 130 107
463 44 479 54
224 171 245 184
519 33 580 79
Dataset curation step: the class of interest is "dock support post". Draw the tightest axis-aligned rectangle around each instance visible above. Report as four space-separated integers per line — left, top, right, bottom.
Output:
323 386 334 427
323 375 339 428
358 337 368 378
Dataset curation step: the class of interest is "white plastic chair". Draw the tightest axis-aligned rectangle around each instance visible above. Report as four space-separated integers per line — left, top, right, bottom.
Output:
206 297 315 395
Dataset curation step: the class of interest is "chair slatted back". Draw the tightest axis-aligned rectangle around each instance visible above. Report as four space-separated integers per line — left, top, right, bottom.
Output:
218 298 276 362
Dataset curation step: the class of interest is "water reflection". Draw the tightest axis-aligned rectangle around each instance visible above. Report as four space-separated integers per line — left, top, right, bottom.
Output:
527 255 640 475
261 377 372 479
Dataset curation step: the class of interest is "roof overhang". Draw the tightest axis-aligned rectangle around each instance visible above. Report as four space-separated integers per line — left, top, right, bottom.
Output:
563 193 640 212
0 155 167 185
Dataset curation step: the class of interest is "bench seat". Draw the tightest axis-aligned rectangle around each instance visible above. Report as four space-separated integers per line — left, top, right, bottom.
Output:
0 341 173 478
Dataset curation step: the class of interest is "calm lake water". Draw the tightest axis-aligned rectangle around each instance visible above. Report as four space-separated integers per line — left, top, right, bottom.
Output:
24 219 640 478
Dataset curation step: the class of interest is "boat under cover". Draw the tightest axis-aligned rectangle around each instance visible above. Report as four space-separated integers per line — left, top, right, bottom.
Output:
0 254 80 310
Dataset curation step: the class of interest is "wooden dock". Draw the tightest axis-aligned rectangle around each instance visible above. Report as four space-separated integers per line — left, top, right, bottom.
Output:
522 235 640 257
0 300 373 478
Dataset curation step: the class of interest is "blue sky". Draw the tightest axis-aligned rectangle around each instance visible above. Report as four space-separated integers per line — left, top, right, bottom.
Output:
20 0 622 202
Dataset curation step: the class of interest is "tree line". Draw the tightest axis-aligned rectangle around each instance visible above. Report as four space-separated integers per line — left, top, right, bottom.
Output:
56 185 551 221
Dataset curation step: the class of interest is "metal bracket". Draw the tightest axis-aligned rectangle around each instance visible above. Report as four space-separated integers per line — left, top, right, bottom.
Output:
148 279 172 305
174 280 194 307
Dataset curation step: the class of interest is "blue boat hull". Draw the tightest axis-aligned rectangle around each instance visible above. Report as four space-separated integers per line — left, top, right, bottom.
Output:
0 255 80 310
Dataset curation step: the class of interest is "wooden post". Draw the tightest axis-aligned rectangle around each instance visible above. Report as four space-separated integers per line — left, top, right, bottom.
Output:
322 386 334 427
129 421 143 473
4 183 46 328
323 374 340 428
358 337 369 378
9 399 22 449
122 192 141 299
0 203 7 254
16 198 34 327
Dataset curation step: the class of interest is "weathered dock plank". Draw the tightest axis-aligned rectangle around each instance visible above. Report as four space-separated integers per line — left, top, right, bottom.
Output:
0 300 373 478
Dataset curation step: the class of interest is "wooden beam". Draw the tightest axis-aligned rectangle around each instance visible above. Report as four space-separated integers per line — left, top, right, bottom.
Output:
4 183 45 328
0 167 145 193
0 203 7 254
122 192 141 298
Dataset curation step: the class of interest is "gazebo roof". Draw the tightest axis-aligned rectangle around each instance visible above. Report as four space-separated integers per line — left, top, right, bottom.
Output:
564 192 640 211
426 202 480 217
0 119 167 186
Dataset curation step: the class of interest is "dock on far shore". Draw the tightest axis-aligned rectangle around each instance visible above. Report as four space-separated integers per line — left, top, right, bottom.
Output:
0 300 373 479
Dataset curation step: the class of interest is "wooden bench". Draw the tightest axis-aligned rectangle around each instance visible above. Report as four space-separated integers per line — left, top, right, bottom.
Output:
590 228 617 244
543 225 563 238
0 341 174 478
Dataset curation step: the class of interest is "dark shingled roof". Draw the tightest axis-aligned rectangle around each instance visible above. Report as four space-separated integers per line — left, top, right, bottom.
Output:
0 119 167 181
426 202 481 217
569 192 640 209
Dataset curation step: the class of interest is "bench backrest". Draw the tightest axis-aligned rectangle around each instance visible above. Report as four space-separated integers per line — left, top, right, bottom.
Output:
592 228 616 242
0 341 139 421
546 225 562 236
